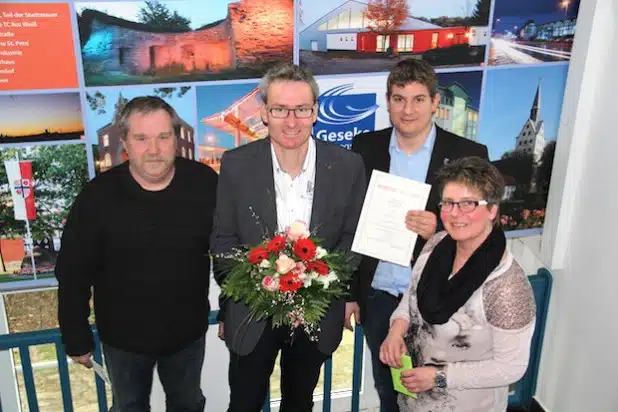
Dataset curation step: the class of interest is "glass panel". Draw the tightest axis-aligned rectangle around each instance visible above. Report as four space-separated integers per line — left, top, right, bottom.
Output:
349 11 363 29
14 345 62 412
397 35 413 52
377 35 390 52
4 290 60 333
268 328 355 400
431 32 439 48
4 291 108 411
13 344 112 412
337 11 350 30
329 328 355 391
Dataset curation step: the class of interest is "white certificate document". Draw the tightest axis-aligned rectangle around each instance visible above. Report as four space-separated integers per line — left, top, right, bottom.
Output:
352 170 431 266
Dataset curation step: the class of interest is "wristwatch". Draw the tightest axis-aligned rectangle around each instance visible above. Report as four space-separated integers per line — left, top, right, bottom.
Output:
434 366 447 389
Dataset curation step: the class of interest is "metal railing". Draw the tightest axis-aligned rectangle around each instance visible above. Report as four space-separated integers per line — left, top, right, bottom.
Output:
0 268 552 412
0 311 366 412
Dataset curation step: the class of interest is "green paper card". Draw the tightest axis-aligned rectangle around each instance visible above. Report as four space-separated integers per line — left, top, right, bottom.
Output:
390 354 417 398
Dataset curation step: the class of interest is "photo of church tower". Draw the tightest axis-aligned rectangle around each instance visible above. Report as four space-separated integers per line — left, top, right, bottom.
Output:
514 83 546 162
477 65 568 231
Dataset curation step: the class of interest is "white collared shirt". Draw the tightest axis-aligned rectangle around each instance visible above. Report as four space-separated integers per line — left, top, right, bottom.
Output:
270 138 316 233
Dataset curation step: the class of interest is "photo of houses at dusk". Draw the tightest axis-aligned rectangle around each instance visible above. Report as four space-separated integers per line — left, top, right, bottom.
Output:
0 94 84 144
489 0 580 65
83 86 197 174
435 70 483 141
76 0 293 86
298 0 490 75
477 64 569 231
196 82 264 173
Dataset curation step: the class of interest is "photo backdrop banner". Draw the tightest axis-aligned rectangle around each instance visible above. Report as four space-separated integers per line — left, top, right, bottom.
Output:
0 0 580 285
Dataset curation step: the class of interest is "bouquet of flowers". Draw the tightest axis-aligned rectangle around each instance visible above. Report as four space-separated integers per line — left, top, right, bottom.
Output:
220 220 354 338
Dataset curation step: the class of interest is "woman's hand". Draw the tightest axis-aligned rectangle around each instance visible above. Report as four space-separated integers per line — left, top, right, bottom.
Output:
379 331 407 368
401 367 437 393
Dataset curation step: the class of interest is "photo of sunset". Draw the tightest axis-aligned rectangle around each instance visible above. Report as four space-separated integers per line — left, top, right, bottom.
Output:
0 93 85 144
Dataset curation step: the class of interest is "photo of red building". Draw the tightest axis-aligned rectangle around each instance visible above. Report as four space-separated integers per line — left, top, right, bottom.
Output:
356 26 474 54
298 0 490 74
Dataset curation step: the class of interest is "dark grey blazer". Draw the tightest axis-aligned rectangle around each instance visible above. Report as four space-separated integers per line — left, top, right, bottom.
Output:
211 137 366 355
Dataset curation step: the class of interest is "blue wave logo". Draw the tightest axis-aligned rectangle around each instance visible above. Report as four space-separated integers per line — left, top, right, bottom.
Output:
317 84 379 126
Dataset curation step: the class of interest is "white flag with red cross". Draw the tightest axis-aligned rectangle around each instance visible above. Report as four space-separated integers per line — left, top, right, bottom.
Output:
4 160 37 221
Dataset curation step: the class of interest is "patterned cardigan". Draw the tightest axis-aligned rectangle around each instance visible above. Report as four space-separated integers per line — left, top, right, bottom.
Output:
391 231 537 412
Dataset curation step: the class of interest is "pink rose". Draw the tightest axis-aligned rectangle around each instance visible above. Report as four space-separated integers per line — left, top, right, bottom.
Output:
286 220 310 241
261 276 279 292
275 254 296 275
295 262 306 275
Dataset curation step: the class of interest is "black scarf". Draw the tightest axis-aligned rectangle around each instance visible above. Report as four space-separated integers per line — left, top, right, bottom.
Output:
417 227 506 325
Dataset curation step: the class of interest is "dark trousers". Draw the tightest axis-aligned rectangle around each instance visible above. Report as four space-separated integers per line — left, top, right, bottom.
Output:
227 324 329 412
364 288 402 412
102 336 206 412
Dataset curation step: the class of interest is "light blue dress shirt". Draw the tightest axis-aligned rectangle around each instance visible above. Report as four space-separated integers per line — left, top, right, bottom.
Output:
370 124 436 296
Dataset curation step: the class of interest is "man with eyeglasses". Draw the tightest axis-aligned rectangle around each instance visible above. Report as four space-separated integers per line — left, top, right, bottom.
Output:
350 59 489 412
211 63 366 412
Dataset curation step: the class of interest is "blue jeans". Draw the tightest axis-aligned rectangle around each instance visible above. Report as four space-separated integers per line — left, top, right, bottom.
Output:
364 288 401 412
103 336 206 412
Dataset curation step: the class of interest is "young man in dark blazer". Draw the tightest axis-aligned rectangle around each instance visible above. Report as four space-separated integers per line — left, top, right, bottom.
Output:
350 59 488 412
211 63 366 412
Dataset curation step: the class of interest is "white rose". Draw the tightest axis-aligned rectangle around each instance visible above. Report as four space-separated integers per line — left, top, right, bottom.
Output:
315 246 328 259
298 272 313 288
314 271 339 289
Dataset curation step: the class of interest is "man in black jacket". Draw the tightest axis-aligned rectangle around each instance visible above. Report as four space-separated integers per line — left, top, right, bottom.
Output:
55 96 218 412
350 59 488 412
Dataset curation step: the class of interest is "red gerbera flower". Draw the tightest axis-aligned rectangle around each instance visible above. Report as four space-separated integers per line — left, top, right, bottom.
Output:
279 272 303 293
267 235 287 254
248 246 270 264
307 260 329 276
294 238 316 261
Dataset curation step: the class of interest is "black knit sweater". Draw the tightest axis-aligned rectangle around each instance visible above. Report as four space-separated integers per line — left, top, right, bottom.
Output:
56 158 218 355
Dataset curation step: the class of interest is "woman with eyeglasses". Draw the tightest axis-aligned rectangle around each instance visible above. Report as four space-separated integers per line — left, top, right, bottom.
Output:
380 156 536 412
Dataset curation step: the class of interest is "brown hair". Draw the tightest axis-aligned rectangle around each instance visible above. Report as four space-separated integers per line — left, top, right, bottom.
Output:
436 156 505 224
387 58 438 98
